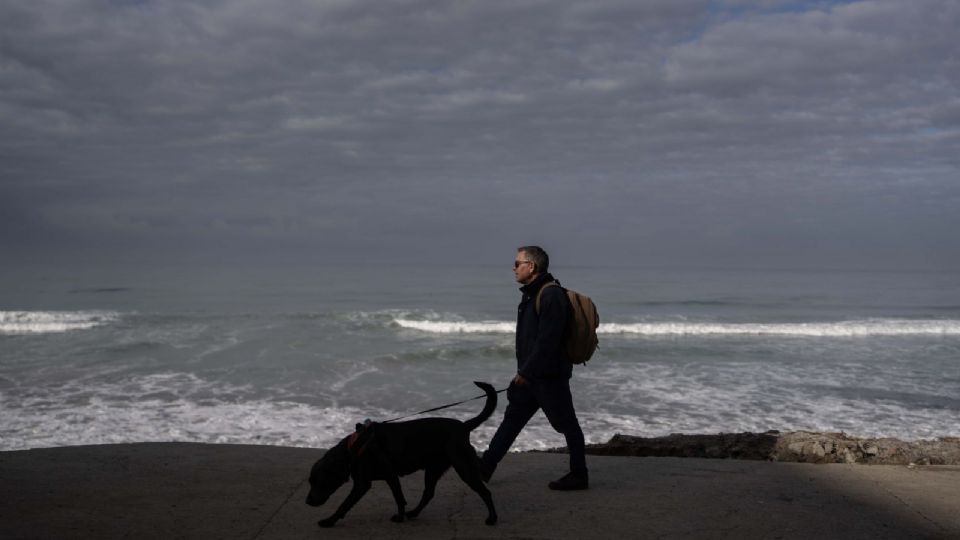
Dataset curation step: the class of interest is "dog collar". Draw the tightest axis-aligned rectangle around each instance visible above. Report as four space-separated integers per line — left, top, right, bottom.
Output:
347 430 373 457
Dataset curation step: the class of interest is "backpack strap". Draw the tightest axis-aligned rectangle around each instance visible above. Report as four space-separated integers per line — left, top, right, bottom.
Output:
535 282 561 314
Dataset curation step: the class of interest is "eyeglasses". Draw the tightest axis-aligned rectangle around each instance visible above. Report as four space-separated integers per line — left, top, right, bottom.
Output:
513 260 534 269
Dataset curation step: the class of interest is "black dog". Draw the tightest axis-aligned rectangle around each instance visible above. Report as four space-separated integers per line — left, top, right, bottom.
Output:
305 381 498 527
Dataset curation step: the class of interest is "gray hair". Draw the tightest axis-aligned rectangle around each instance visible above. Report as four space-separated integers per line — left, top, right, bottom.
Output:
517 245 549 273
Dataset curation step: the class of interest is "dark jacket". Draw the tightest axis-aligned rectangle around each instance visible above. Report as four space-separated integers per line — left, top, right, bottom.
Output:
516 272 572 380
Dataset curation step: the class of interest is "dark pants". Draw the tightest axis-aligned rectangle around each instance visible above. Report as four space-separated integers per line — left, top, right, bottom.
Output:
482 378 587 474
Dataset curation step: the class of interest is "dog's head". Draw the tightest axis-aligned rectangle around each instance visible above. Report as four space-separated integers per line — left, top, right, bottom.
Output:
305 438 351 507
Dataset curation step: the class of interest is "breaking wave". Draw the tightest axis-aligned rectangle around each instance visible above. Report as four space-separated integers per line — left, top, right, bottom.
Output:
394 319 514 334
0 311 121 335
602 319 960 336
395 317 960 337
0 372 392 451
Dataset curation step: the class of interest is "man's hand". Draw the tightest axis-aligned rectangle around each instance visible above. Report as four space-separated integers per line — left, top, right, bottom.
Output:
512 374 528 386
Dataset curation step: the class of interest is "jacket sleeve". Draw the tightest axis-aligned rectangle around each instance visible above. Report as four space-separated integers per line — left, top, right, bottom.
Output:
518 286 569 380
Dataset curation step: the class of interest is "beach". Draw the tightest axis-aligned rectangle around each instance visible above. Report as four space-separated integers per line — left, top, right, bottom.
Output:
2 442 959 539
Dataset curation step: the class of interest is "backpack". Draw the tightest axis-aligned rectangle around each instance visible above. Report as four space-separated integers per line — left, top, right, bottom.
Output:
536 282 600 364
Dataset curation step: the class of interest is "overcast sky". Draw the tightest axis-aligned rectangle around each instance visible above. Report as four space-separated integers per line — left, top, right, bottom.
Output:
2 0 958 270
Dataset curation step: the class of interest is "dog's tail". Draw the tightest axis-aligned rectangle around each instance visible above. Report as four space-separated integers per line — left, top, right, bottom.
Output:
463 381 497 432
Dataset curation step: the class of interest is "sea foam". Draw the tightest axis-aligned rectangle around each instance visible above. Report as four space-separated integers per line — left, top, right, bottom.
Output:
601 319 960 336
0 311 120 335
394 319 514 334
394 317 960 337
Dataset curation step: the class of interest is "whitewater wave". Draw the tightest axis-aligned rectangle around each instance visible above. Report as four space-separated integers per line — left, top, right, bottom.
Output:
0 311 121 335
604 320 960 336
395 317 960 337
3 369 954 450
0 372 539 451
395 319 514 334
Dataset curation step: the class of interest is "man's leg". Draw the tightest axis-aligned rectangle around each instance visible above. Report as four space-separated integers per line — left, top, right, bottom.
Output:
481 383 538 478
536 378 588 488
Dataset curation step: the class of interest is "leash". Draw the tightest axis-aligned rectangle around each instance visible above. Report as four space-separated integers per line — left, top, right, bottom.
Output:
381 387 508 423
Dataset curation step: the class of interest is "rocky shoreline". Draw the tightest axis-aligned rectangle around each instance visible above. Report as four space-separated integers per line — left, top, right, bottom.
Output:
539 431 960 465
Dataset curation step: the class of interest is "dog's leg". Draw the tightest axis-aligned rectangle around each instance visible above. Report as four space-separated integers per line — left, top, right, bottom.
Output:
384 475 408 523
318 479 372 528
406 464 447 519
452 456 498 525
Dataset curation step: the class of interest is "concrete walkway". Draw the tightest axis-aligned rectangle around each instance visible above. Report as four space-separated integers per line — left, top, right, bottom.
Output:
1 443 958 539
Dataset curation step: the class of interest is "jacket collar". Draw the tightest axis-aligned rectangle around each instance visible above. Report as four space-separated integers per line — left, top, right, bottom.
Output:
520 272 556 297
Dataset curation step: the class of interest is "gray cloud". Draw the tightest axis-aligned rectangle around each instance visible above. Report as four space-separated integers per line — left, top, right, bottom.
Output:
1 0 957 268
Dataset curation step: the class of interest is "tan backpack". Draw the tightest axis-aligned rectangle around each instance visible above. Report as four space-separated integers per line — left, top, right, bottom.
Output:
535 282 600 364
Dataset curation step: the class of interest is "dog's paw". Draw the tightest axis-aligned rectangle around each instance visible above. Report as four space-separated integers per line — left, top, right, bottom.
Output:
405 510 420 520
390 513 406 523
318 517 338 528
485 515 498 526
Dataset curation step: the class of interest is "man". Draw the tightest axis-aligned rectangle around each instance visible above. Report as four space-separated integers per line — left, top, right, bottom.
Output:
480 245 588 490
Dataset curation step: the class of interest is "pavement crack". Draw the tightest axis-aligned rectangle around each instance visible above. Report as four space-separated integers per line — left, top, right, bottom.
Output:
251 478 306 540
870 475 947 534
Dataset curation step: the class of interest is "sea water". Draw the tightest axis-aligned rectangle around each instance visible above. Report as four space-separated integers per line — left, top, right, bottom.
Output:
1 262 958 451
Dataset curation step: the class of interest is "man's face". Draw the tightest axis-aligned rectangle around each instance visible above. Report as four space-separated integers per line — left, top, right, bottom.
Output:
513 251 538 285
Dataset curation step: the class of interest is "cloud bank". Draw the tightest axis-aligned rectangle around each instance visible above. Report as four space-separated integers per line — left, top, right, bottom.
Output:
1 0 957 268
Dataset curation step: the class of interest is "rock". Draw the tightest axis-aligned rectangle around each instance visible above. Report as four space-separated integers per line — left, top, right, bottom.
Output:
556 431 960 465
809 443 826 459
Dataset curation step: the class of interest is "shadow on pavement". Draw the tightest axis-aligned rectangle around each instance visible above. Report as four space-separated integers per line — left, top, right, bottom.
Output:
1 444 958 539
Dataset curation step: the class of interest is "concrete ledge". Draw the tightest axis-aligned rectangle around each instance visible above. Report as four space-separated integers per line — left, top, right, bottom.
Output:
2 443 959 539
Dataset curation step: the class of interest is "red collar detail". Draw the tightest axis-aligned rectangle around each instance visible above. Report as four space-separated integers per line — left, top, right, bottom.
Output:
346 431 371 457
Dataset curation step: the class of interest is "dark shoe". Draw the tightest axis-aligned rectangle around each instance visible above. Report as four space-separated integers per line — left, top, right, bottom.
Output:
548 471 588 491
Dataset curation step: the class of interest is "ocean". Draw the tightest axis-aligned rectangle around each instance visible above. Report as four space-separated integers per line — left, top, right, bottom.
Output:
1 262 958 452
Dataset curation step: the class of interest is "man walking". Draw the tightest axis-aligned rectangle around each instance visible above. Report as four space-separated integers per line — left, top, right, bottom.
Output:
481 245 588 490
